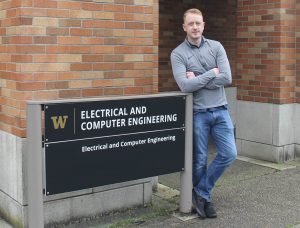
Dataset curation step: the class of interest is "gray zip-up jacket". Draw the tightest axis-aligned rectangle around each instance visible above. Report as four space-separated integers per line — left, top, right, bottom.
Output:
170 37 232 110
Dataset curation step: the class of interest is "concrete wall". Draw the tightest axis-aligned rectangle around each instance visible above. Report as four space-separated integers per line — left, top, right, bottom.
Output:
0 130 152 227
295 105 300 160
226 87 237 127
236 101 299 163
0 131 26 227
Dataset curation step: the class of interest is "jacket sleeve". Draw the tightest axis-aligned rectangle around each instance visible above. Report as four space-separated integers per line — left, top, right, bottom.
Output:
204 43 232 90
170 51 216 93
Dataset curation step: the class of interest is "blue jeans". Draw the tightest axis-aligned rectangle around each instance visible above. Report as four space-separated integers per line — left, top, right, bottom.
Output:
193 106 237 202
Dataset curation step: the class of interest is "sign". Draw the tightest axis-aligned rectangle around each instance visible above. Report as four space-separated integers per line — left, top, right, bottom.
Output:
44 96 186 195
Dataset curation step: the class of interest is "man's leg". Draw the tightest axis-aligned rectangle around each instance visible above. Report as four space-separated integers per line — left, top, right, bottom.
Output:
193 111 210 196
206 109 237 200
192 111 211 218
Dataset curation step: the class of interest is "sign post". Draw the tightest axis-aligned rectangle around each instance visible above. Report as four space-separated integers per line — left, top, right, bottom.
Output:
180 93 193 213
27 103 44 228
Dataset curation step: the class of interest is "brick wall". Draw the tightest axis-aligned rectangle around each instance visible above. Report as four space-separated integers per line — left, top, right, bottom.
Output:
0 0 158 137
297 0 300 103
236 0 296 104
2 0 298 137
158 0 237 92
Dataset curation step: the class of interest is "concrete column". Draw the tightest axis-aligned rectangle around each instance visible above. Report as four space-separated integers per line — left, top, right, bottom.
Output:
236 0 297 163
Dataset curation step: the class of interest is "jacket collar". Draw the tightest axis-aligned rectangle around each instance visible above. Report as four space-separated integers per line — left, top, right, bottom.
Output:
185 36 206 48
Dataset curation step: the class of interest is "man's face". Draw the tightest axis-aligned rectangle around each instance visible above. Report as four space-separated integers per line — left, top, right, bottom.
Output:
183 13 205 42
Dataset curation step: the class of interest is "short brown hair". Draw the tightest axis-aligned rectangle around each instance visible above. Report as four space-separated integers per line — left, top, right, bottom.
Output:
183 8 203 22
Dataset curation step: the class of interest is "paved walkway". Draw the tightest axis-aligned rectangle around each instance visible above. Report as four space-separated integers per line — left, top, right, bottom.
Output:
2 157 300 228
52 156 300 228
155 158 300 228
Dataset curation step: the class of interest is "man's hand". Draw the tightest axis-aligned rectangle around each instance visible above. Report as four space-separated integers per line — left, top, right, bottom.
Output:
186 71 196 79
212 68 220 75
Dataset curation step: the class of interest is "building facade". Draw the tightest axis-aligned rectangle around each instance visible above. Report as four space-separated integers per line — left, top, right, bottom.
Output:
0 0 300 227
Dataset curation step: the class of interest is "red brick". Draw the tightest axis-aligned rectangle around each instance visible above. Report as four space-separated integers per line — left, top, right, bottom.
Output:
34 36 57 44
114 63 134 70
125 5 144 13
104 87 123 95
115 0 134 4
70 63 93 71
34 54 57 63
104 71 125 79
12 55 33 63
3 36 33 44
57 72 81 80
59 19 81 27
83 20 124 29
57 36 81 45
34 0 57 8
12 45 45 53
124 86 143 95
114 13 134 21
103 4 125 12
82 37 104 45
125 22 145 29
134 77 153 86
47 27 69 36
16 82 45 91
59 89 81 98
34 73 57 80
92 79 113 87
103 55 123 62
93 63 114 70
33 90 58 100
82 55 103 62
69 46 91 54
70 28 93 36
82 88 103 97
82 2 104 11
58 1 81 9
46 81 69 90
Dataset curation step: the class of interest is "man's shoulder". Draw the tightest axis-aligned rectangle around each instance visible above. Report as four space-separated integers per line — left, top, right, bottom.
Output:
205 38 223 51
204 38 223 49
171 41 189 56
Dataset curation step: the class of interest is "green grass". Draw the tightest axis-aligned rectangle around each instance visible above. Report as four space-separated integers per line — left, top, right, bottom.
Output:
102 207 172 228
286 221 300 228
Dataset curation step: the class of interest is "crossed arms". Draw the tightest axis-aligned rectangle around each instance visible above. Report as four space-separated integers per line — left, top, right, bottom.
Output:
171 43 232 93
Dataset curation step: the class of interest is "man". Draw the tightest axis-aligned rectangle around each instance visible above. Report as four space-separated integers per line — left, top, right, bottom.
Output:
170 8 237 219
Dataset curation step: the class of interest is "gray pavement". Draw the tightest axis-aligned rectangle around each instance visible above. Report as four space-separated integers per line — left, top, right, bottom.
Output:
1 158 300 228
157 159 300 228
